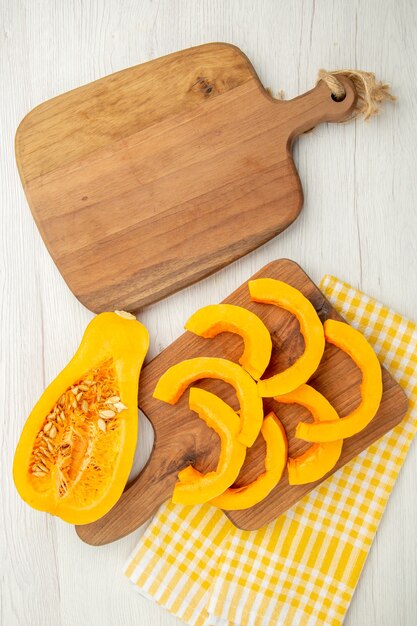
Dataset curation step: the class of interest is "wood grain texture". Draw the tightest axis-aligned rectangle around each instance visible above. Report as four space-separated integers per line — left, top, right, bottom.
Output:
3 2 417 626
16 43 355 313
76 260 408 545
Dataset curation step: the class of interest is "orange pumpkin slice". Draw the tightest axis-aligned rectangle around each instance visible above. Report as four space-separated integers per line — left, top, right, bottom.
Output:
249 278 325 397
173 389 246 505
13 312 149 525
296 320 383 442
185 304 272 380
153 357 263 447
276 384 343 485
197 412 288 510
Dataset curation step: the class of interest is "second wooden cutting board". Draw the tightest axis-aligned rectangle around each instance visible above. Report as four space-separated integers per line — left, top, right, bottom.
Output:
16 43 356 312
76 260 408 545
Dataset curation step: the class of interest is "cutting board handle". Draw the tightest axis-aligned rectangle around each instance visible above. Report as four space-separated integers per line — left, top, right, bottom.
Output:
76 442 177 545
282 75 357 141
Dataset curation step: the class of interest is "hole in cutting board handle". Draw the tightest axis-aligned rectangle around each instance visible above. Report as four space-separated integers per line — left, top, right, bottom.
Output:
126 409 154 486
331 92 347 102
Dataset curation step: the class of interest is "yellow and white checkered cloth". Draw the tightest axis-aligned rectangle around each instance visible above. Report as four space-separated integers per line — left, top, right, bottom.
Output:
125 276 417 626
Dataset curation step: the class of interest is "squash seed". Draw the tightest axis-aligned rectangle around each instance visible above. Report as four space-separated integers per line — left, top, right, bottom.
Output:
43 422 52 433
105 396 120 404
99 409 115 419
97 418 106 432
49 425 57 439
40 447 52 459
114 402 128 413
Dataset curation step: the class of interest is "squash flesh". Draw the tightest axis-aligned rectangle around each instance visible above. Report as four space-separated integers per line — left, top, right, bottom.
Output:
29 359 122 501
295 320 383 441
249 278 325 397
173 388 247 505
153 357 263 447
276 384 343 485
184 304 272 380
209 412 288 510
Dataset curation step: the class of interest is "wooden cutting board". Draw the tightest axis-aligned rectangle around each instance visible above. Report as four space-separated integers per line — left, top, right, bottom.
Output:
15 43 356 313
76 260 408 545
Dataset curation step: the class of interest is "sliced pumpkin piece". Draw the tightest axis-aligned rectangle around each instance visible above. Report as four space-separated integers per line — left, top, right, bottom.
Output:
276 384 343 485
173 388 247 505
184 304 272 380
249 278 325 397
153 357 263 447
296 320 383 442
13 311 149 525
204 412 288 510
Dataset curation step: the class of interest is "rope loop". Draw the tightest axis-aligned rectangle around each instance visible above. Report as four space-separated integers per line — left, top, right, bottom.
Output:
317 69 395 120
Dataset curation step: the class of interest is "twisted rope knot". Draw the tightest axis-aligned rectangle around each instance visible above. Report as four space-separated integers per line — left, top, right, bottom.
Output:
317 69 395 120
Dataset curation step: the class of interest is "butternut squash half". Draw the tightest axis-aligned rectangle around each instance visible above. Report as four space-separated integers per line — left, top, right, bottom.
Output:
13 311 149 525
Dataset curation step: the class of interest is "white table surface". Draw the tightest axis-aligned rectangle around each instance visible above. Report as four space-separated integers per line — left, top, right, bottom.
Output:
1 1 417 624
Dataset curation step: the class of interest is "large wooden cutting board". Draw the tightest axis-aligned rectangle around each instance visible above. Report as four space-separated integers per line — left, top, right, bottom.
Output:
76 260 408 545
16 43 356 313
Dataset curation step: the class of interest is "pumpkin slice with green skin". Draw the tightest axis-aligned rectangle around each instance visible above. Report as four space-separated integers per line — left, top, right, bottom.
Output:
249 278 325 397
181 412 287 511
296 319 383 442
184 304 272 380
276 384 343 485
153 357 263 447
173 388 247 505
13 311 149 525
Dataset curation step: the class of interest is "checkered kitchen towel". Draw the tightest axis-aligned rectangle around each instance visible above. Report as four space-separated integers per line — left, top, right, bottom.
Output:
125 276 417 626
